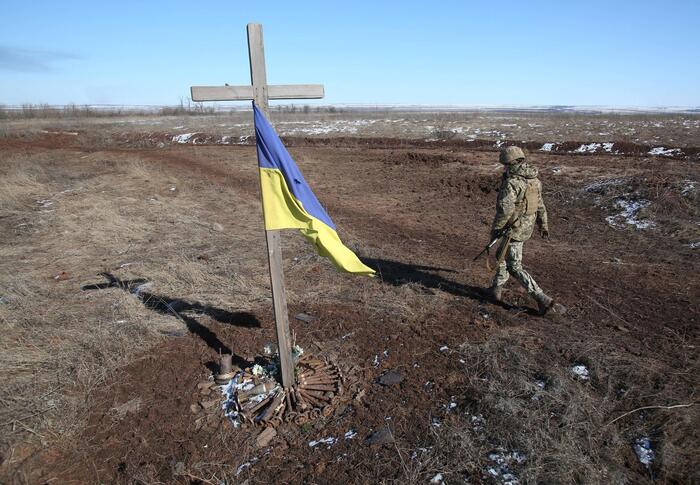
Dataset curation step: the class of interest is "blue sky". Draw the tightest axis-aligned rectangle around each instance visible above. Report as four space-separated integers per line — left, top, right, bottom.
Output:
1 0 698 107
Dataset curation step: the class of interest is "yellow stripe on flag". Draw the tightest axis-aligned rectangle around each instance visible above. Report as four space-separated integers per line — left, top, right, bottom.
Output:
259 168 375 276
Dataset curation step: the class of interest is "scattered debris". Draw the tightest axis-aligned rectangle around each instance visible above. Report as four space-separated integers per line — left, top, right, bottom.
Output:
53 271 69 281
571 364 590 380
366 427 393 446
372 354 380 367
633 437 655 467
294 312 316 323
256 427 277 448
540 142 555 152
378 369 403 386
220 351 342 428
438 345 449 352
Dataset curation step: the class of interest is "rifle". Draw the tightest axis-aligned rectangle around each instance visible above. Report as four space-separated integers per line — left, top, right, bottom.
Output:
473 217 517 262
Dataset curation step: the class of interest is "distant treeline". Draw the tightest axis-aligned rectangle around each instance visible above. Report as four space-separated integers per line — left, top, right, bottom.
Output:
0 101 348 119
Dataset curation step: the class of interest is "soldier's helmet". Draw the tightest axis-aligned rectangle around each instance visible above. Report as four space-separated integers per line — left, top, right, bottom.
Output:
499 146 526 164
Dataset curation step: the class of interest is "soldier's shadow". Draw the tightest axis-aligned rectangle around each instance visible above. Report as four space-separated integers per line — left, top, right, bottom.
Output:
364 257 533 313
82 272 257 368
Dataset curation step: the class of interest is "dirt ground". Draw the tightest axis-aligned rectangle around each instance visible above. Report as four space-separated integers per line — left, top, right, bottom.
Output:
0 114 698 484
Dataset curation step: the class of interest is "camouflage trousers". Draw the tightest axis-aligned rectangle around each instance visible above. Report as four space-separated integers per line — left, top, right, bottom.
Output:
491 241 543 296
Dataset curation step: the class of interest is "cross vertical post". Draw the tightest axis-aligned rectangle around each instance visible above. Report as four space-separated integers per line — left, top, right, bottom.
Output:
190 23 324 389
247 23 294 389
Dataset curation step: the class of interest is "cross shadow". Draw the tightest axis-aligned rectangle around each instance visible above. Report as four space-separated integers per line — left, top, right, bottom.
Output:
82 273 258 368
363 257 529 313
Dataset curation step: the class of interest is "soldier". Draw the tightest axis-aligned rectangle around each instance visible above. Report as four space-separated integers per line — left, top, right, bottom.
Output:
488 146 557 315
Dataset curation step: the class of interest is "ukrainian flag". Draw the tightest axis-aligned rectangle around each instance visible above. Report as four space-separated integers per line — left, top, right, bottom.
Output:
253 104 375 276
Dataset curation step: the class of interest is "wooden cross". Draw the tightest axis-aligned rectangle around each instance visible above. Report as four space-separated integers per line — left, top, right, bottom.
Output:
190 23 324 389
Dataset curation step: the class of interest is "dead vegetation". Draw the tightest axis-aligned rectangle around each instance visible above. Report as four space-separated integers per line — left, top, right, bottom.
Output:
0 118 698 483
417 325 699 484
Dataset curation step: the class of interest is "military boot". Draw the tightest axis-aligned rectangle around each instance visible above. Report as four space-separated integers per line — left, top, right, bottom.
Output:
533 292 554 315
489 285 504 303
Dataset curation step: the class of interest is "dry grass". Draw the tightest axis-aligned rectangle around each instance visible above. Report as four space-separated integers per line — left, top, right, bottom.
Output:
414 325 699 484
0 152 274 467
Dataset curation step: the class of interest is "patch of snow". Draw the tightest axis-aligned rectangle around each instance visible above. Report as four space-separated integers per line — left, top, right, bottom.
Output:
344 429 357 440
36 199 53 208
540 142 555 152
551 167 561 174
602 142 615 152
584 177 628 194
172 133 195 143
688 242 700 249
130 282 153 296
40 130 79 135
633 437 655 466
431 417 441 428
606 198 654 229
681 180 697 196
535 378 546 389
430 473 444 484
235 459 258 476
486 448 526 485
648 147 682 156
471 414 486 432
309 436 337 448
571 364 590 380
574 143 602 153
372 354 380 367
438 345 449 352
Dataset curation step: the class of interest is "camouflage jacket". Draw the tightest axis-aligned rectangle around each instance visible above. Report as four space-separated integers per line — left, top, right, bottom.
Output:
491 161 548 242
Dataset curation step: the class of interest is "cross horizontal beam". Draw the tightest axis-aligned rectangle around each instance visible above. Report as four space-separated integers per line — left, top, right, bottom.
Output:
191 84 324 102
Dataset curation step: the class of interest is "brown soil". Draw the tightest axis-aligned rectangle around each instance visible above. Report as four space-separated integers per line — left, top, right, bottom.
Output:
0 132 698 484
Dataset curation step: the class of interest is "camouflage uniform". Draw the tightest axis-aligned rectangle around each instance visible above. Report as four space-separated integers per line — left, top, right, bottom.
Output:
490 149 552 310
